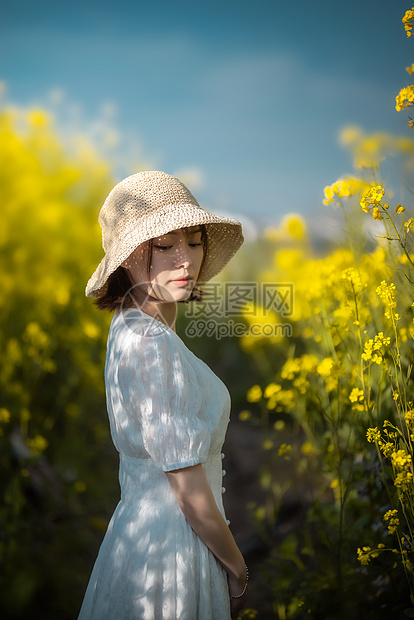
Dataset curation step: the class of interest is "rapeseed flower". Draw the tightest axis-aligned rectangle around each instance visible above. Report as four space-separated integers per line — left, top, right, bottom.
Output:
26 434 48 456
316 357 334 377
246 385 262 403
264 383 282 399
239 410 252 421
376 281 397 319
281 358 301 380
366 427 381 443
384 509 400 535
394 470 413 491
323 176 366 205
349 388 365 411
403 7 414 37
0 408 11 424
278 443 292 459
362 339 382 364
360 185 385 212
301 442 313 455
266 389 295 412
396 86 414 111
281 213 307 240
404 217 414 233
391 449 411 470
357 547 372 565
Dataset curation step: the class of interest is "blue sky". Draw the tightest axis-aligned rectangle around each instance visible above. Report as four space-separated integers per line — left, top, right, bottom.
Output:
2 0 413 231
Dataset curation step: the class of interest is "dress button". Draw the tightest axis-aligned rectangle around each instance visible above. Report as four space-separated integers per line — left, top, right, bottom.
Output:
221 487 226 494
226 519 231 526
222 469 226 477
221 453 225 460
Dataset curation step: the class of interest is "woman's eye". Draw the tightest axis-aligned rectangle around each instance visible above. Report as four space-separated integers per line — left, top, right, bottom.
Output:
154 245 172 251
189 242 203 247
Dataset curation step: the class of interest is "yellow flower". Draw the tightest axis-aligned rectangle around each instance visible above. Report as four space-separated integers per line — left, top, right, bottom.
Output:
362 339 373 361
407 63 414 75
372 207 383 221
341 267 366 294
28 109 50 128
396 85 414 111
281 358 301 380
391 449 411 470
282 213 307 240
357 547 372 566
405 217 414 233
323 185 335 204
26 434 48 456
323 176 366 205
405 409 414 425
331 477 345 500
264 383 281 399
83 321 100 339
299 354 319 373
278 443 292 458
301 441 313 455
395 204 405 214
0 408 11 424
362 332 390 365
349 387 364 403
239 410 251 421
360 185 385 211
403 7 414 37
317 357 334 377
394 470 413 490
374 332 391 349
376 281 397 319
246 385 262 403
384 509 400 534
366 427 381 443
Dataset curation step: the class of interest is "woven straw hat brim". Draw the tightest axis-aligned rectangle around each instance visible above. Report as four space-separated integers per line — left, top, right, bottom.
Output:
85 203 243 298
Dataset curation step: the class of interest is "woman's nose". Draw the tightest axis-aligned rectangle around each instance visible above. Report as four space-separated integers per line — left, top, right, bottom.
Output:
175 244 192 268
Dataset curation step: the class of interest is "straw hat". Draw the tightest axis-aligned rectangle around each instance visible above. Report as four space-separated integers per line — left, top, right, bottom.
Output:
85 171 244 298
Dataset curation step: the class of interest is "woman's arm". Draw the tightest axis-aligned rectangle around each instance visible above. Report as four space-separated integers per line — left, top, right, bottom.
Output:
166 463 248 617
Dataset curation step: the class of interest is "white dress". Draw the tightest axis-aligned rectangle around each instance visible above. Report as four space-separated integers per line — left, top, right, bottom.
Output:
78 308 232 620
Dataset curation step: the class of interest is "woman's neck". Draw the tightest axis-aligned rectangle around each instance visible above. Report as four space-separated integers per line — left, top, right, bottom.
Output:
137 299 177 332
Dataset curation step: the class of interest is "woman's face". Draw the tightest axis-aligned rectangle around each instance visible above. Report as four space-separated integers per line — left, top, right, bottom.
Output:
123 226 204 304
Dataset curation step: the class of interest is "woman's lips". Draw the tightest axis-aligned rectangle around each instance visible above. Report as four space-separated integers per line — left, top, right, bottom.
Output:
170 276 192 286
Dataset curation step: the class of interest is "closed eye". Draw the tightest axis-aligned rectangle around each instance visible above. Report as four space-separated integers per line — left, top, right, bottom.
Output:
153 245 173 251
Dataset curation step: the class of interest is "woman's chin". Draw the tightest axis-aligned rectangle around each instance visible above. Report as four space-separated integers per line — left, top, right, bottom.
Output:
172 289 193 303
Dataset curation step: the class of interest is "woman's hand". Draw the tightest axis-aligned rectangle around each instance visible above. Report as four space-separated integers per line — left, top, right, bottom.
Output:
166 464 248 616
228 573 249 618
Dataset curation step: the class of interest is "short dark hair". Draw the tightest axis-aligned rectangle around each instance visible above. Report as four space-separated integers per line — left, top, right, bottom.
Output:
94 225 207 312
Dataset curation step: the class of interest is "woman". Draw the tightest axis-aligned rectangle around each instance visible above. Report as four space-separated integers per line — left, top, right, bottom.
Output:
78 171 248 619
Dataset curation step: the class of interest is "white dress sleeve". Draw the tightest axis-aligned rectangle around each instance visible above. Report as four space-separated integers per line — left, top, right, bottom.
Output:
118 326 211 472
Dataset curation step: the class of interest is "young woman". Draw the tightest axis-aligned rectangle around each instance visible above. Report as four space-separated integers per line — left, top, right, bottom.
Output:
78 171 248 619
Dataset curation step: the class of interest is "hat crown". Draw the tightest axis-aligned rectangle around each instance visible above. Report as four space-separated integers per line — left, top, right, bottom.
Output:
99 171 199 252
